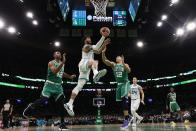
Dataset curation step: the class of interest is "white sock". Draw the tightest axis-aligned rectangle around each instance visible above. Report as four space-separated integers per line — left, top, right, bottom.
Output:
93 69 99 76
68 99 74 105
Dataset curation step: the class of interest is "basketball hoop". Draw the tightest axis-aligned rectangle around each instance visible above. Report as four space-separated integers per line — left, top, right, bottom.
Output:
90 0 109 17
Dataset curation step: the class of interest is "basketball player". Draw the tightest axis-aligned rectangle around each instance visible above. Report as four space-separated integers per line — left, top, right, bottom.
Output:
23 51 76 130
0 99 13 129
102 45 132 129
65 27 110 116
166 87 183 122
129 77 144 127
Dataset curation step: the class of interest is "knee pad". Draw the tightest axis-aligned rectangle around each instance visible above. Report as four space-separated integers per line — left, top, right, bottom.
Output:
72 80 86 95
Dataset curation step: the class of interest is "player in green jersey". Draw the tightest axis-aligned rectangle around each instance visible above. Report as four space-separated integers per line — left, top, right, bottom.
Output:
166 87 183 122
102 45 132 130
23 51 76 130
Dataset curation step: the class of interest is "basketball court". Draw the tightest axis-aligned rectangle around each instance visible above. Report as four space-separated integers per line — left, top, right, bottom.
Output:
2 123 196 131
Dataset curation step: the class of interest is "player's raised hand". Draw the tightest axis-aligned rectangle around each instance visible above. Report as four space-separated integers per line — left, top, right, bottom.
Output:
121 55 125 64
141 100 145 105
104 38 111 45
70 74 76 79
62 53 66 64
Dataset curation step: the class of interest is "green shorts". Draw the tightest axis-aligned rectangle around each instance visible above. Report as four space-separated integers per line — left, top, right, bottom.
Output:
116 82 130 101
42 82 64 101
170 102 180 112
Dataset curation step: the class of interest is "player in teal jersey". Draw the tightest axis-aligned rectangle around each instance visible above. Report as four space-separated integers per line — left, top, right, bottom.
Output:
102 45 132 130
23 51 76 130
166 87 183 122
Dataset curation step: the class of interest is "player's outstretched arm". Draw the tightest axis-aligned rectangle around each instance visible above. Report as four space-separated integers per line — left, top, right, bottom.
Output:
121 55 131 73
101 46 115 68
94 38 111 54
139 86 145 105
49 53 66 74
63 73 76 79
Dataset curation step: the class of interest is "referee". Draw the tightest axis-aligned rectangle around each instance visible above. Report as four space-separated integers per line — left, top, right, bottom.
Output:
0 99 13 129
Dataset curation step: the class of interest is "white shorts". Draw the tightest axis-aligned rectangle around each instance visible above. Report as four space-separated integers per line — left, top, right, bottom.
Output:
78 59 91 81
131 99 140 111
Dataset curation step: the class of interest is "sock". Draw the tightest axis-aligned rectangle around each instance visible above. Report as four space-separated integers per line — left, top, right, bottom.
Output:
92 69 99 76
68 99 74 105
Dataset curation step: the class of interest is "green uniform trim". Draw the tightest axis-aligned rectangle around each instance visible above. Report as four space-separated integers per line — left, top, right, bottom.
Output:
42 80 64 101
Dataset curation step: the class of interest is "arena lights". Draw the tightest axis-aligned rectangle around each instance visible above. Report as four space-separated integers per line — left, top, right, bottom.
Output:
6 69 196 84
26 11 34 19
157 21 163 27
0 19 5 29
18 0 24 2
32 20 38 25
161 15 168 21
0 82 25 88
137 41 144 48
7 26 16 34
170 0 179 6
186 22 196 31
176 28 184 36
54 41 60 47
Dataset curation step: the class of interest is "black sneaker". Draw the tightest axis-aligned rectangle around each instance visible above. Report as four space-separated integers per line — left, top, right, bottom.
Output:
59 123 69 130
23 103 34 119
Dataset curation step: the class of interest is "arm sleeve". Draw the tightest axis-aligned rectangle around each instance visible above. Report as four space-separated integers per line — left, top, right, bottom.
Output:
92 36 105 51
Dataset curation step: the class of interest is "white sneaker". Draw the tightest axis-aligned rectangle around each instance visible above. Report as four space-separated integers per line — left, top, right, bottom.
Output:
132 123 136 127
64 103 75 116
93 69 107 83
137 117 143 124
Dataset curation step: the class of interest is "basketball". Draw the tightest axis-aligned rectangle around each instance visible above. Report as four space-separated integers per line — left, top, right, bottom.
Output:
100 27 110 37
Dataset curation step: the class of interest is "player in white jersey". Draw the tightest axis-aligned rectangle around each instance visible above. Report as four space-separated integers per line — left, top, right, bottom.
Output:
129 77 145 127
65 28 111 116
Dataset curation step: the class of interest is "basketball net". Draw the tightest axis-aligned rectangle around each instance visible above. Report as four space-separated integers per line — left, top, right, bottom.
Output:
90 0 109 17
97 104 101 108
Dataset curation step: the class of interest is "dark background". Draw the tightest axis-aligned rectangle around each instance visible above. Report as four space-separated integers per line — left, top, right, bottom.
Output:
0 0 196 117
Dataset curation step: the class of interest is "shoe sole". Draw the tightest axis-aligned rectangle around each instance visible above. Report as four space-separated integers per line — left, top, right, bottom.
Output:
93 69 107 83
64 104 75 117
23 103 33 119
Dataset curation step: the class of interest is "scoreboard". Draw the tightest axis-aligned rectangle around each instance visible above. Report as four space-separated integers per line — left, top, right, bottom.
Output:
72 10 86 26
113 11 127 26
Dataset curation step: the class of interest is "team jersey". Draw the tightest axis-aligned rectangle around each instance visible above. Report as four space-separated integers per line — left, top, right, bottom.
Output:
47 60 64 84
130 84 140 100
169 92 177 102
113 64 129 83
4 104 11 111
81 44 94 60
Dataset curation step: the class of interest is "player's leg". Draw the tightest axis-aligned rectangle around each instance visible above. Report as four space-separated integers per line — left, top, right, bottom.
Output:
90 60 107 83
175 103 183 121
23 83 51 119
55 94 69 130
65 79 87 116
120 82 132 129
